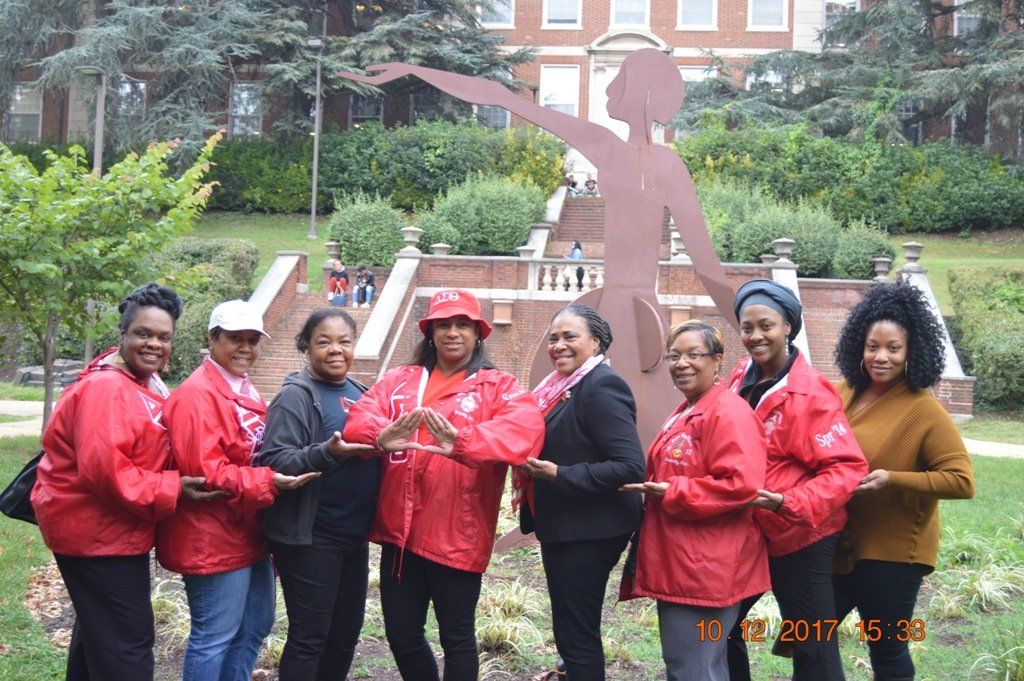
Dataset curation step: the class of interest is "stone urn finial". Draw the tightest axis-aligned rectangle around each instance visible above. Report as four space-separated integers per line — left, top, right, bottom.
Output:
871 256 893 282
325 241 341 261
399 226 424 254
772 238 795 261
431 243 452 256
761 253 779 264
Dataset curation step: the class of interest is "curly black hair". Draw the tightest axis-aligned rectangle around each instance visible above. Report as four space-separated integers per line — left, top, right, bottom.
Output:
118 283 183 331
834 282 946 392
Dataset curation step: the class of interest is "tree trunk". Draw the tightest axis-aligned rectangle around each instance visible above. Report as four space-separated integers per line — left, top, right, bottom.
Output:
41 328 56 430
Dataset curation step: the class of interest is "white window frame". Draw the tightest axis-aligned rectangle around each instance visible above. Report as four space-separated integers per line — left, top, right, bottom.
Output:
611 0 650 28
543 0 582 28
677 0 717 30
228 82 263 137
823 0 857 28
474 104 511 130
747 0 788 31
539 65 580 117
3 84 43 143
953 0 981 37
479 0 514 27
745 70 784 91
113 80 147 123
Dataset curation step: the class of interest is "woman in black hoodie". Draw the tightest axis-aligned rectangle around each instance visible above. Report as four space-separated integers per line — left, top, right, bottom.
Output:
258 307 376 680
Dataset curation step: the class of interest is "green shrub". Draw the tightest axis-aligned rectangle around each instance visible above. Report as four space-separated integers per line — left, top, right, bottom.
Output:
318 123 390 202
831 221 897 280
696 178 770 260
789 203 841 278
328 193 405 268
385 121 503 211
418 177 545 256
730 203 793 264
208 136 314 213
950 267 1024 410
3 141 93 173
677 126 1024 234
496 127 566 197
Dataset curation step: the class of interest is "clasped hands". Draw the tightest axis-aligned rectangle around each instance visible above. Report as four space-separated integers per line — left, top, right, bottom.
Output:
376 408 459 457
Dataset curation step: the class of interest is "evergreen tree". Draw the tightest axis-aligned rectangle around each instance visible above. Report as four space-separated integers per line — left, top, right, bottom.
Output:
14 0 532 162
677 0 1023 150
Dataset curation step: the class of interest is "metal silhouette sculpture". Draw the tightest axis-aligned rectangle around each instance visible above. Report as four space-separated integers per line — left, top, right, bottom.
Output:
340 49 735 445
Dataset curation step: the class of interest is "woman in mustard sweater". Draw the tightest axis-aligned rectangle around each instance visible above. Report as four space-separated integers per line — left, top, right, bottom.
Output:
832 282 974 681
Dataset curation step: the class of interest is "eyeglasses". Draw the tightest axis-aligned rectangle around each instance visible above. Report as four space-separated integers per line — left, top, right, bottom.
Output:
663 352 715 364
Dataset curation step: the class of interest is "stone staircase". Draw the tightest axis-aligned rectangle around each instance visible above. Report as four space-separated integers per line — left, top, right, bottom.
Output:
249 293 374 400
548 196 673 259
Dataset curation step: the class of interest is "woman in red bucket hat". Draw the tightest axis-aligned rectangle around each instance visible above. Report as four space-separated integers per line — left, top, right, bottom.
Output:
344 289 545 681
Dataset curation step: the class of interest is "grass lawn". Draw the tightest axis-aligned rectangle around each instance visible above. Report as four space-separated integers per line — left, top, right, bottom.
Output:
887 230 1024 314
191 211 330 284
0 384 45 401
961 412 1024 445
2 435 1022 679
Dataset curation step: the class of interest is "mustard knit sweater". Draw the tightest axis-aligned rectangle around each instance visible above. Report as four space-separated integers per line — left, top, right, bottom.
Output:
833 380 975 574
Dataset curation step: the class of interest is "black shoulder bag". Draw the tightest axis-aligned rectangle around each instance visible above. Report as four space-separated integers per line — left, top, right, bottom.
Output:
0 450 43 525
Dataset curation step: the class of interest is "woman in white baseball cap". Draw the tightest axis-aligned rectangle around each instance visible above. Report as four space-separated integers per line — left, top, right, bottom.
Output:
155 299 317 681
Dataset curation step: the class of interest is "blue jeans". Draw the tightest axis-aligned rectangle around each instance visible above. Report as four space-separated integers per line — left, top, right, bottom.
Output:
181 556 276 681
357 285 375 305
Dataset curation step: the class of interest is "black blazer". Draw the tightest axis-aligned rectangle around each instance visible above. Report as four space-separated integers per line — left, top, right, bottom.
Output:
522 363 646 543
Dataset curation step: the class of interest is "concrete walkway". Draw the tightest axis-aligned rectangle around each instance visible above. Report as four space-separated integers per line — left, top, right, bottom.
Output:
0 400 44 439
0 400 1022 459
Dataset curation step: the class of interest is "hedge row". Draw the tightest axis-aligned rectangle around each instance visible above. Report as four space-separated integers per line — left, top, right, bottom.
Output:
949 267 1024 411
698 179 895 278
205 121 566 213
678 125 1024 234
329 177 546 267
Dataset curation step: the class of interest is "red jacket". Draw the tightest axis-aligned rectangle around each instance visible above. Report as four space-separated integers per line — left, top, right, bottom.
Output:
156 359 277 575
32 349 181 557
728 353 867 556
624 383 770 607
343 365 544 573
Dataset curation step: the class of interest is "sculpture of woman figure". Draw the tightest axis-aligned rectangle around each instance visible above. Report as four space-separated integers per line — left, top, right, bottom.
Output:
340 49 735 442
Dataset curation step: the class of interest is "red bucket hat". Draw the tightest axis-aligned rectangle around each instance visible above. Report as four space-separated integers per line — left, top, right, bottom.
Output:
418 289 492 340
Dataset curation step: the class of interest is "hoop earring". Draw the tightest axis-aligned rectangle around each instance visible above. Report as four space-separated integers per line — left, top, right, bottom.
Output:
428 339 435 348
860 359 869 376
475 338 482 348
713 374 721 385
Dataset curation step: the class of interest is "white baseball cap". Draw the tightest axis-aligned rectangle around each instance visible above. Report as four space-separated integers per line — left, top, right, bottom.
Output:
208 300 271 339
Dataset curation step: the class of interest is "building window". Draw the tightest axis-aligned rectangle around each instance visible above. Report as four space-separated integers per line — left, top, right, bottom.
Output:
479 0 513 26
3 84 42 143
678 0 716 28
897 99 922 145
545 0 580 26
612 0 648 25
749 0 786 28
951 110 968 143
112 80 146 123
539 65 580 116
350 94 383 126
824 0 856 28
475 104 510 130
954 0 981 36
745 70 784 90
229 82 262 137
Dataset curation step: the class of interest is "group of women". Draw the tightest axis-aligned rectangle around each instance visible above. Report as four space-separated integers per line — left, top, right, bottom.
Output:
31 275 974 681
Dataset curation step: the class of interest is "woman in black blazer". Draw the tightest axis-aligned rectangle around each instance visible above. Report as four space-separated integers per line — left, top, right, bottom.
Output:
521 304 646 680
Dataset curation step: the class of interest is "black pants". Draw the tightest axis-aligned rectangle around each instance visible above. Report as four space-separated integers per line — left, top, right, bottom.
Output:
379 543 482 681
833 560 928 680
54 552 154 681
541 534 631 681
270 535 369 681
728 533 845 681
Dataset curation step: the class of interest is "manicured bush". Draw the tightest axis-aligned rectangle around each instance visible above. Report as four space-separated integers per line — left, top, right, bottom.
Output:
208 136 313 213
496 127 566 197
677 125 1024 233
328 193 405 268
318 123 392 203
695 178 769 260
831 221 897 280
950 267 1024 411
725 200 841 277
418 177 545 256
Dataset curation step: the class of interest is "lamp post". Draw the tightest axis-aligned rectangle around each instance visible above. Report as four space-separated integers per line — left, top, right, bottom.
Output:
308 9 326 240
75 66 107 363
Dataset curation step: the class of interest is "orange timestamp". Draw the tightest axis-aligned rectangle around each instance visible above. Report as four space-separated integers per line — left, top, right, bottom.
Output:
696 618 841 643
694 617 927 643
